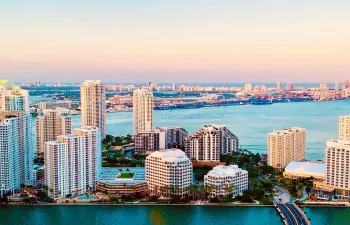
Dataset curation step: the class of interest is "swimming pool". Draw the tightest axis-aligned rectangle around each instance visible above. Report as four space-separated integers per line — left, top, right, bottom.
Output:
77 196 97 200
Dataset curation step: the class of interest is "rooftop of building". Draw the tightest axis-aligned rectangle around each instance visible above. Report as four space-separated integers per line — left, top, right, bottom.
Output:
326 139 350 149
148 148 190 162
81 80 103 85
269 127 306 135
284 161 325 178
0 80 22 90
98 167 145 185
206 165 248 177
133 88 153 95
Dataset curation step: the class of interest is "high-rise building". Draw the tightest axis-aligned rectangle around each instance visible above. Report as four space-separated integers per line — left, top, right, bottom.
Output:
0 116 20 196
0 112 34 185
320 83 327 90
145 149 192 196
339 115 350 140
344 80 349 89
277 81 282 90
325 139 350 198
244 83 252 92
267 127 306 168
134 129 165 153
204 165 248 198
148 83 157 91
133 88 153 135
80 80 106 137
36 108 72 157
157 126 188 149
286 82 293 91
185 124 239 162
34 81 41 87
38 100 71 110
172 82 177 91
0 80 33 186
335 81 339 91
45 127 101 198
0 80 30 113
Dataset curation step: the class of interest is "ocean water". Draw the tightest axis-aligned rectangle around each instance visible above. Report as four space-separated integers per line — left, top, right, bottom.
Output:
72 100 350 160
0 205 349 225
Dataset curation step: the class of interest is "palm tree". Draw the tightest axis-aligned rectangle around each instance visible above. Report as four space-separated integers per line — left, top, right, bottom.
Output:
49 188 54 198
206 185 215 201
42 184 48 193
296 183 304 198
131 185 137 199
190 184 198 201
200 184 207 201
223 184 232 201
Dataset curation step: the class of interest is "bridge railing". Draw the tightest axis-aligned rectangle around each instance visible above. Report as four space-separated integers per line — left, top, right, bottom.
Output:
292 201 310 225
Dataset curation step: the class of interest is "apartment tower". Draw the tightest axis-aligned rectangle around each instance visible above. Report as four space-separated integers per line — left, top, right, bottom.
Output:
185 124 239 162
80 80 106 137
339 115 350 140
36 108 72 157
45 127 101 198
267 127 306 168
133 88 153 135
325 139 350 199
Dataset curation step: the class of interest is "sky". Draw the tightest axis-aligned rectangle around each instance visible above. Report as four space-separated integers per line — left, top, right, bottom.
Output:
0 0 349 83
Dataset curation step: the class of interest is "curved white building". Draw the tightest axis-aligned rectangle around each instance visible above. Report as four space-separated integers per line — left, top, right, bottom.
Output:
133 88 153 135
145 149 192 195
204 165 248 197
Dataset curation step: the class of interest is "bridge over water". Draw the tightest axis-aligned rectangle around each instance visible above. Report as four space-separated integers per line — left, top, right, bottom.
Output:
275 202 310 225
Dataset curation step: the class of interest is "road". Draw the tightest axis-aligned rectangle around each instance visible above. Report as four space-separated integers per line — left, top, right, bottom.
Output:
286 203 309 225
274 185 291 203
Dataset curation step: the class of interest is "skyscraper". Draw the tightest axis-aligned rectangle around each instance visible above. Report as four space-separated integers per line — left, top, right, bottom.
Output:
335 81 339 91
286 82 293 90
244 83 252 92
133 88 154 135
0 80 33 186
36 108 72 157
172 82 177 91
339 115 350 140
0 80 29 113
185 124 239 162
0 116 20 196
277 81 282 90
45 127 101 198
80 80 106 137
267 127 306 168
325 139 350 199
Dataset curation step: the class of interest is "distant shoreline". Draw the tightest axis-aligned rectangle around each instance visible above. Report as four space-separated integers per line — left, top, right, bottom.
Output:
3 202 349 208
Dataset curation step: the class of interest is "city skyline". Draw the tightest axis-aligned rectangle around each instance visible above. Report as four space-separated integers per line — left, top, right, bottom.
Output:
1 1 349 83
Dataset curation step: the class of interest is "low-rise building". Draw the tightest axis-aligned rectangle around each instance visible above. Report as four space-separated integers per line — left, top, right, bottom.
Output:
204 165 248 198
145 149 192 196
283 161 325 180
97 167 148 196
